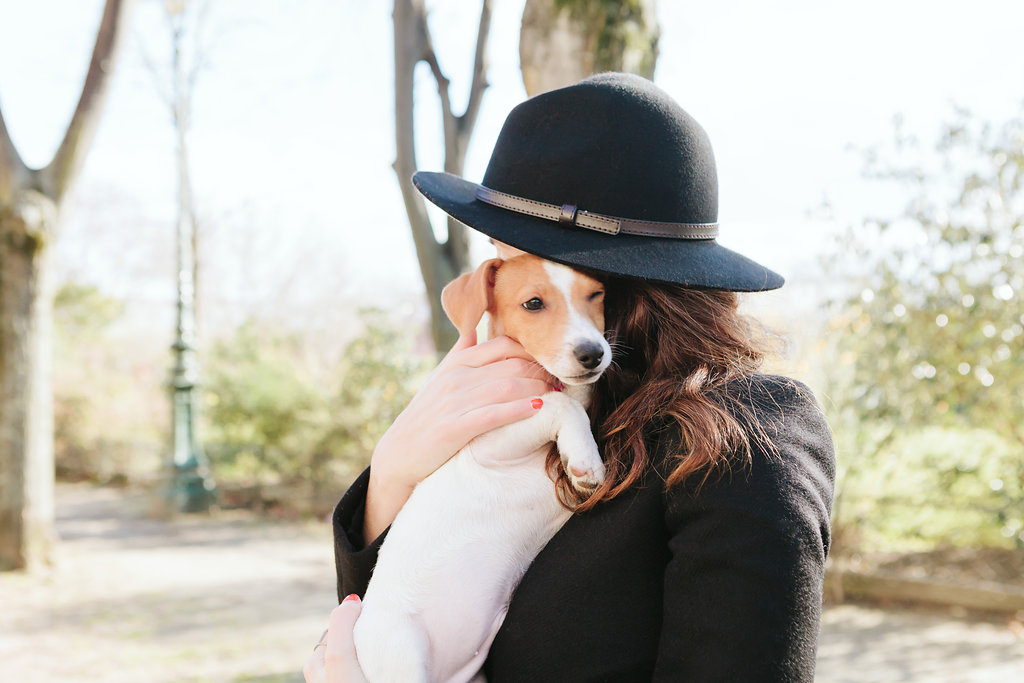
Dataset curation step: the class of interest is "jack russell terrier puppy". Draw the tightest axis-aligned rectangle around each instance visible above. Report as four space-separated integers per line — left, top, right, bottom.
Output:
352 253 612 683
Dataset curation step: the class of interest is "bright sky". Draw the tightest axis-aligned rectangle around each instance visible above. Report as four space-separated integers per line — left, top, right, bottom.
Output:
1 0 1022 329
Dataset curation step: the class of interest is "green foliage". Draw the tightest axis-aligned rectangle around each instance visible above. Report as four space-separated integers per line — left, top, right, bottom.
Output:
203 321 320 484
55 283 124 336
315 310 429 469
53 283 164 483
52 284 429 510
834 427 1023 551
203 310 429 504
824 105 1024 551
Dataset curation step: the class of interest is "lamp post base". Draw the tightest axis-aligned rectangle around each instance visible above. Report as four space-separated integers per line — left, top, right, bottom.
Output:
170 462 217 513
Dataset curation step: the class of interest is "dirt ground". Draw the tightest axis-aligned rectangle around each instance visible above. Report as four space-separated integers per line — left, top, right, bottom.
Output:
1 483 1022 682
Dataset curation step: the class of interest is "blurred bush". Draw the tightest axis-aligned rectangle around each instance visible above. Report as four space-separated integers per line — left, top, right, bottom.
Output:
54 287 429 514
824 105 1024 553
202 310 429 513
54 284 166 484
832 426 1023 551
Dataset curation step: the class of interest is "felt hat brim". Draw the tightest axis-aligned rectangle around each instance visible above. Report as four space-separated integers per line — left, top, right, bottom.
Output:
413 171 784 292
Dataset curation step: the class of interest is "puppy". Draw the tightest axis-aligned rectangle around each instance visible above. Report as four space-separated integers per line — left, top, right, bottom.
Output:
352 254 611 683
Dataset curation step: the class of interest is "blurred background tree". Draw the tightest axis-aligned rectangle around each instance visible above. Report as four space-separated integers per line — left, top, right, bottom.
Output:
392 0 491 354
0 0 133 570
825 105 1024 552
520 0 658 96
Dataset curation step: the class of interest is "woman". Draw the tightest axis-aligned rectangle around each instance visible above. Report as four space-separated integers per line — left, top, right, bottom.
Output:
305 73 835 682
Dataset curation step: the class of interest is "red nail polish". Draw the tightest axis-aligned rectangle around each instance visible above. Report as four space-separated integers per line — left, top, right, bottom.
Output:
532 398 544 410
343 594 361 604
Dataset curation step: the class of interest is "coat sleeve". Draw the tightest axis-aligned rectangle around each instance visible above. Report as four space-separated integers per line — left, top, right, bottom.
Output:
653 378 835 682
332 467 389 602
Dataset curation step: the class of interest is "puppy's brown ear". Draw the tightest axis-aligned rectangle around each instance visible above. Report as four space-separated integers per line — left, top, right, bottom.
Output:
441 258 502 337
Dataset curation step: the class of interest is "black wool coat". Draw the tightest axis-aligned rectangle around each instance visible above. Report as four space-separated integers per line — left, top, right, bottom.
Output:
332 375 835 682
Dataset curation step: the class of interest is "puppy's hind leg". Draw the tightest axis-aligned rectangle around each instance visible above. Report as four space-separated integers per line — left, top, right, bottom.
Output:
352 609 430 683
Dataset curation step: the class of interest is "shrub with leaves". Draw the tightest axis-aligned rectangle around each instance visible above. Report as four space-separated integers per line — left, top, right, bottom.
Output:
53 284 166 483
824 106 1024 550
203 310 429 508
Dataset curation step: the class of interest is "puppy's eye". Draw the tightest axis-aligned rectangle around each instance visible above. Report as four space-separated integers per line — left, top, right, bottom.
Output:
522 297 544 311
588 290 604 302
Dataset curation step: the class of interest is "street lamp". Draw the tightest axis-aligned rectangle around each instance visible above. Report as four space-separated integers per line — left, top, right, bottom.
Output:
163 0 216 512
166 223 216 512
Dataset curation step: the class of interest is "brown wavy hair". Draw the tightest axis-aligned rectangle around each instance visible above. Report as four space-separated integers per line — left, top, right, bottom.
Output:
548 278 777 511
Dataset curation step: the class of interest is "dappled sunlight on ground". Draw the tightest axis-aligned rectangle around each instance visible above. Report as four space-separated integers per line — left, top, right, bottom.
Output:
817 604 1024 682
1 484 1021 682
0 485 336 682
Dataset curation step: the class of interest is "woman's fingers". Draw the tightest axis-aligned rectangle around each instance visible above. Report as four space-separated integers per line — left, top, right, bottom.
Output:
303 635 327 683
362 334 559 539
446 331 478 356
457 376 552 414
438 336 557 394
324 596 367 682
471 356 556 386
458 394 547 436
303 596 367 683
449 335 534 369
434 358 555 401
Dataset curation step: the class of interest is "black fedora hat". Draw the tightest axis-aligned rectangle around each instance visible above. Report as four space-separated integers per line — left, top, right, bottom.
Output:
413 73 784 292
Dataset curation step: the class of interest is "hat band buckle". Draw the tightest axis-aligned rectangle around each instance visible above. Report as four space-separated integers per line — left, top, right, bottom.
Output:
474 185 719 240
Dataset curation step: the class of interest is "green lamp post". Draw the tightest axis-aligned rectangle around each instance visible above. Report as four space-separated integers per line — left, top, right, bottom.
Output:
164 0 215 512
166 248 216 513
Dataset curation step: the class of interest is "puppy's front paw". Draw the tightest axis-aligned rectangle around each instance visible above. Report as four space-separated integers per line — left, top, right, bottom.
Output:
567 454 605 491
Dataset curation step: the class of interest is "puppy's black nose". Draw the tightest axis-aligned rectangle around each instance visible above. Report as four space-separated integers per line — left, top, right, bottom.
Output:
574 342 604 370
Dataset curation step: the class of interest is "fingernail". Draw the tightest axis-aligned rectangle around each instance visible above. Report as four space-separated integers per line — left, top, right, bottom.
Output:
532 398 544 410
343 594 361 604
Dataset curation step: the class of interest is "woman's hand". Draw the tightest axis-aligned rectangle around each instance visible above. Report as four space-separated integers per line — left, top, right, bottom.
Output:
363 333 556 541
303 595 367 683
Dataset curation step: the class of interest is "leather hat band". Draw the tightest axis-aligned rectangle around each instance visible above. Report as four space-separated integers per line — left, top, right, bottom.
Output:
475 185 719 240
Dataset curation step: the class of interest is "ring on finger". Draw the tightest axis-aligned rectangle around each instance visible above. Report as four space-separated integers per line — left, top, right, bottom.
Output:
313 627 328 651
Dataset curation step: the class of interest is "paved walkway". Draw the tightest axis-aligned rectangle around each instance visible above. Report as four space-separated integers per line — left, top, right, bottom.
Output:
0 484 1021 682
817 604 1023 681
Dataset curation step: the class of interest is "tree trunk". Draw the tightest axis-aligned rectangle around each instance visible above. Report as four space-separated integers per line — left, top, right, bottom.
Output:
393 0 454 352
520 0 660 97
393 0 491 354
0 193 57 570
0 0 132 570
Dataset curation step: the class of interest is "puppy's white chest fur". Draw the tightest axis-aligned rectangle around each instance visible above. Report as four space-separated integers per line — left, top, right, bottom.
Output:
353 386 602 683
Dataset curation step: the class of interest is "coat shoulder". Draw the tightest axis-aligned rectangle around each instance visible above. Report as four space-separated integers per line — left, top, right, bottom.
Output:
722 373 822 413
717 374 831 446
651 372 835 502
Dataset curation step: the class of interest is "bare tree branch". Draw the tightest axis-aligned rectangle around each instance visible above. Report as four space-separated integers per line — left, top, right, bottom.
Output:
434 0 492 270
185 0 217 92
393 0 455 350
422 48 456 159
457 0 492 142
187 53 211 92
0 100 29 202
41 0 134 203
393 0 495 351
135 35 176 114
